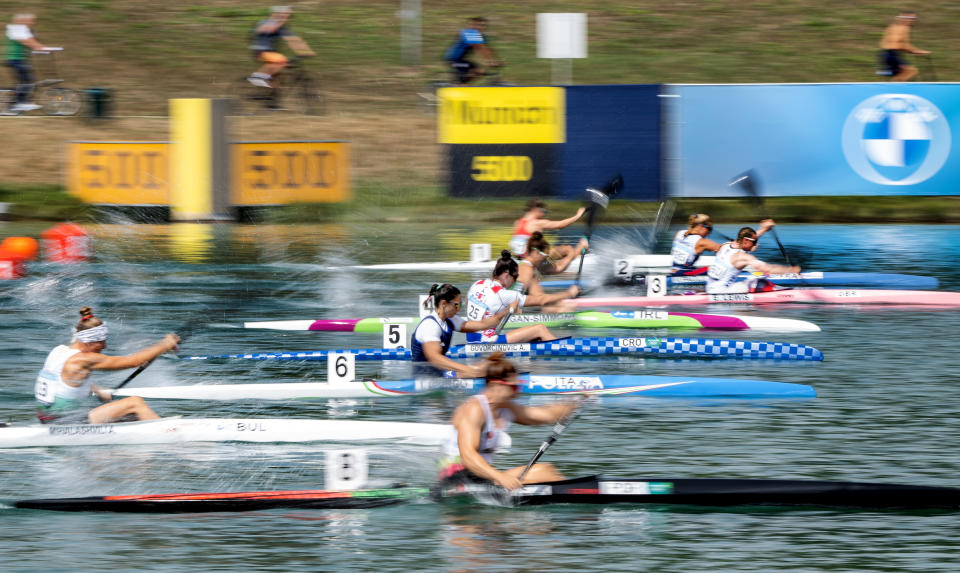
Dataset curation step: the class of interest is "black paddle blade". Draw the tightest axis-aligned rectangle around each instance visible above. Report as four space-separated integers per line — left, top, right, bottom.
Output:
583 173 624 207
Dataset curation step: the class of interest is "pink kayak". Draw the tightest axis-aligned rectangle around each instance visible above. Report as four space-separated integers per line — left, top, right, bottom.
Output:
568 289 960 307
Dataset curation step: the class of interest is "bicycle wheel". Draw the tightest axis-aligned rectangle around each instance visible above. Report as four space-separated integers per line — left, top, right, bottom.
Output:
231 77 274 116
0 90 16 115
40 87 82 116
294 75 324 116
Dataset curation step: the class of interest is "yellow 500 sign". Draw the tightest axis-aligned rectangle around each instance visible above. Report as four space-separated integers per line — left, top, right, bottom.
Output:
233 141 351 205
471 156 533 182
67 143 170 205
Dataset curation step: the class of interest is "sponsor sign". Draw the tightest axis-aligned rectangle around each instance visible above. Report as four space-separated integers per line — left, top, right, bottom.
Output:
527 376 604 391
439 87 565 144
233 141 351 205
449 144 557 197
67 142 169 205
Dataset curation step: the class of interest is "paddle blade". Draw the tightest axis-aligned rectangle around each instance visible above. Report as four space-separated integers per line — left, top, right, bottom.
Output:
584 174 624 208
729 169 758 200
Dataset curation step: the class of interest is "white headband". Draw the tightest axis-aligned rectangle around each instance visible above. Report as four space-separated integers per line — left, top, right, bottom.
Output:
74 324 108 343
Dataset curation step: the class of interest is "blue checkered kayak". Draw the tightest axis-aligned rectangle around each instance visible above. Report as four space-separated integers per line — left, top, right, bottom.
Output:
182 336 823 362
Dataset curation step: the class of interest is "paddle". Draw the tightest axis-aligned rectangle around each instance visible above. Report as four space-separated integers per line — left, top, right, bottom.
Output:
114 318 202 391
493 305 515 336
516 396 586 482
728 170 792 265
575 174 624 286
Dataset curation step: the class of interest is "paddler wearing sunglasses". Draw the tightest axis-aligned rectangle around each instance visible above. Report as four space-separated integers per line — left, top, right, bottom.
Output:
438 353 579 490
411 283 517 378
671 213 776 275
706 227 800 294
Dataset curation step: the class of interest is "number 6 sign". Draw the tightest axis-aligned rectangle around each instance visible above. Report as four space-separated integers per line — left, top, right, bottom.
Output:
327 352 356 385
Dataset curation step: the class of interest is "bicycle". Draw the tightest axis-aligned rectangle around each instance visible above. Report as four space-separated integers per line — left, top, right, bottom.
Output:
418 65 513 113
232 56 324 116
0 48 82 116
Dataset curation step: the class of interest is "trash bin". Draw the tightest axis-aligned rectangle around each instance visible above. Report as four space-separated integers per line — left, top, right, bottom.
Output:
84 87 111 119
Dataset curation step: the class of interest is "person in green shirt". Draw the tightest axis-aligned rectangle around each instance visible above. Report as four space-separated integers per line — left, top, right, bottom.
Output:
5 13 54 111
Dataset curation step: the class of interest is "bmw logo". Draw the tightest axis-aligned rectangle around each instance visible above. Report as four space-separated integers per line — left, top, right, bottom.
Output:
841 93 951 186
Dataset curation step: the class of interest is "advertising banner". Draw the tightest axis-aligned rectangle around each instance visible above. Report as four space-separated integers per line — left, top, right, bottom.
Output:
438 86 565 144
449 144 557 197
670 84 959 196
562 85 661 201
232 141 351 205
66 142 169 205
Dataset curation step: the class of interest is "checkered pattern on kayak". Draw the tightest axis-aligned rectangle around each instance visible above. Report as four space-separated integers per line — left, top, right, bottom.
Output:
196 336 822 362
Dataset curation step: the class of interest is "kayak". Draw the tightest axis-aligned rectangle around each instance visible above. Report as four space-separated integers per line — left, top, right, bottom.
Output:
182 336 824 362
545 272 939 290
437 475 960 510
568 289 960 307
243 311 820 333
114 374 817 400
14 487 429 512
0 417 450 448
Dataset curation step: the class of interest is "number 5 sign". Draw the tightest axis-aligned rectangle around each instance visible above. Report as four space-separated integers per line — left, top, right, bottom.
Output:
327 352 356 385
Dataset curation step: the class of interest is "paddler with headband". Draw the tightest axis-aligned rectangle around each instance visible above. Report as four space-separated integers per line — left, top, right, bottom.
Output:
671 213 776 275
410 283 516 378
35 307 180 424
438 353 579 490
706 227 800 294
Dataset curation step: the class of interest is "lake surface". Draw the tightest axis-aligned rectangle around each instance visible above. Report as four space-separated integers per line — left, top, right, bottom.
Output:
0 221 958 572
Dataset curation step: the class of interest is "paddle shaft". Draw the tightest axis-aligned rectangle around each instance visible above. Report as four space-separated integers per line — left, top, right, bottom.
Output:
516 399 585 482
114 318 202 390
731 171 792 265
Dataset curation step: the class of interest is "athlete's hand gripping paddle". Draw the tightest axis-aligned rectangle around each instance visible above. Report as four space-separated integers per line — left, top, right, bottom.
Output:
113 318 201 391
729 170 791 265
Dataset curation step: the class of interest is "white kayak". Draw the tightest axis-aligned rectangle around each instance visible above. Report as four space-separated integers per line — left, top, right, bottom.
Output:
325 253 597 273
0 417 450 448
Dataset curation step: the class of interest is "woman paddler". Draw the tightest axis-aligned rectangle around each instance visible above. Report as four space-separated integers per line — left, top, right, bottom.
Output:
706 227 800 294
438 353 579 490
515 231 586 311
466 250 579 343
509 199 586 258
411 283 514 378
35 307 180 424
671 213 776 275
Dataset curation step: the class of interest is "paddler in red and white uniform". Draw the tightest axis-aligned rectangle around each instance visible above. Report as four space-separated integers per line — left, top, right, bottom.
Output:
438 354 578 490
35 307 180 424
509 199 586 257
706 227 800 294
671 213 776 275
466 250 579 343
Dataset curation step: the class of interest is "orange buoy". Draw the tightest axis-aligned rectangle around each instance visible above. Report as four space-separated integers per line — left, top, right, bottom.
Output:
40 223 90 263
0 247 27 279
0 236 38 261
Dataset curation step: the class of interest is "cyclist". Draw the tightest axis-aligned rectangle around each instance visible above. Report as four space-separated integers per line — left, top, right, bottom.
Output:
247 5 315 88
444 16 502 85
878 12 929 82
5 13 56 112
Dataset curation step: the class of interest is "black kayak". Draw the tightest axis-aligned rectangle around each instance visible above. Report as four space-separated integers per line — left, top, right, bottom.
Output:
14 487 427 513
435 475 960 510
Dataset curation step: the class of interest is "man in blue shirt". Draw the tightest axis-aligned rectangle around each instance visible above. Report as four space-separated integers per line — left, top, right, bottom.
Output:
444 17 501 84
248 6 315 88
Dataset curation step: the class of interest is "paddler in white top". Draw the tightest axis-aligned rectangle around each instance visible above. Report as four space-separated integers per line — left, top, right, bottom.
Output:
35 307 180 424
671 213 776 275
410 283 515 378
466 250 579 343
509 199 586 257
516 231 586 311
438 354 578 490
706 227 800 294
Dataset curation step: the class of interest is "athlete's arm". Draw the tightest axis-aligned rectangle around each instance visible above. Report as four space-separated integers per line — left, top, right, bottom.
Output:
543 238 588 274
461 304 515 333
507 400 578 426
736 252 799 275
66 335 179 377
456 405 522 489
422 341 480 377
534 207 586 231
695 237 723 254
524 285 579 307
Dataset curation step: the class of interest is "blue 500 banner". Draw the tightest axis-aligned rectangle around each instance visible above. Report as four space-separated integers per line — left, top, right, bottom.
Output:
669 84 957 197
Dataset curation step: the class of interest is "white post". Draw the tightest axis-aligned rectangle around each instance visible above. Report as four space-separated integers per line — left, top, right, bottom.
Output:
537 13 587 85
399 0 421 66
